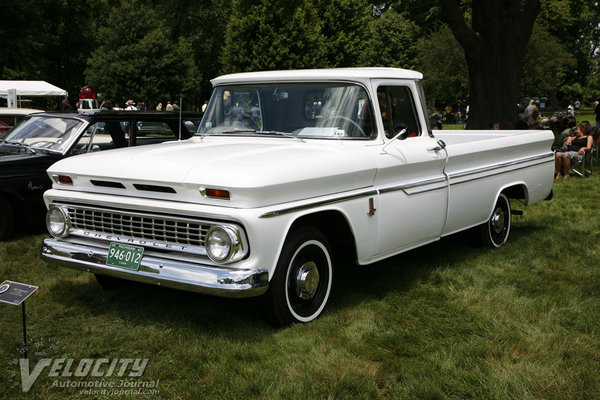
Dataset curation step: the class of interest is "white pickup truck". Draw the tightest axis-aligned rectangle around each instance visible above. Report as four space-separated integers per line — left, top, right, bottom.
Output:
41 68 554 325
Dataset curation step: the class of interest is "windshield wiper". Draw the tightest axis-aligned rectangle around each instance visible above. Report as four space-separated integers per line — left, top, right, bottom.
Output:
0 138 36 154
200 129 304 142
256 130 305 142
219 128 258 134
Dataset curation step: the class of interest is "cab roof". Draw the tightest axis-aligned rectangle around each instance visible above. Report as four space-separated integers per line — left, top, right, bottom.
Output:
211 68 423 86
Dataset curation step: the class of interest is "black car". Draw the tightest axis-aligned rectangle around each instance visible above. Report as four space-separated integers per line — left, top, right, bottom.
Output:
0 110 202 240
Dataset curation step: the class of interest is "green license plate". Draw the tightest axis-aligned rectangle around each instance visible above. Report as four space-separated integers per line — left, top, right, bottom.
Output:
106 243 144 270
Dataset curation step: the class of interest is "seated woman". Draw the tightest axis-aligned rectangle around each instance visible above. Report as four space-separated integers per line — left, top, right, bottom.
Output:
555 121 593 179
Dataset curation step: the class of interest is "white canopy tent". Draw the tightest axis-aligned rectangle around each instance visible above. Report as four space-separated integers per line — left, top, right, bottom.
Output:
0 81 67 107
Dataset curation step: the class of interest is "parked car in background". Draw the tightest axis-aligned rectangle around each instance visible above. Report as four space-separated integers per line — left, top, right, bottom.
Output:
0 110 202 240
0 107 44 135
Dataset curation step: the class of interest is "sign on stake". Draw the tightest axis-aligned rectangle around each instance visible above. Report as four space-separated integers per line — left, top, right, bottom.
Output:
0 280 38 359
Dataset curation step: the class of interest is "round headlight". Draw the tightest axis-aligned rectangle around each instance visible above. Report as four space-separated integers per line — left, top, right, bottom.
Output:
206 226 236 263
46 206 69 238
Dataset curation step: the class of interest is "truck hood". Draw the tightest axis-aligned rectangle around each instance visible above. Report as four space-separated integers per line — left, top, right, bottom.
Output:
47 136 378 208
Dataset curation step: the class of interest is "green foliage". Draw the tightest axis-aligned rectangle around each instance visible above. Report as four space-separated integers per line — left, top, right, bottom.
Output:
85 1 200 107
538 0 600 84
220 0 325 73
148 0 232 101
360 9 420 69
315 0 372 68
220 0 374 73
0 0 47 79
521 22 576 101
413 24 469 108
0 0 108 104
1 0 598 110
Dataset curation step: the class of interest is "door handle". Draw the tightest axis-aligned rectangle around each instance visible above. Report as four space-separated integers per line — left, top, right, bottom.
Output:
427 140 447 152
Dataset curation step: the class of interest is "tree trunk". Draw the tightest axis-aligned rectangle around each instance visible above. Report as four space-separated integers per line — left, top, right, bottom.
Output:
439 0 540 129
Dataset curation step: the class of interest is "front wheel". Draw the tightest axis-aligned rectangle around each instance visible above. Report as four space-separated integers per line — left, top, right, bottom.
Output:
265 227 333 326
479 193 511 248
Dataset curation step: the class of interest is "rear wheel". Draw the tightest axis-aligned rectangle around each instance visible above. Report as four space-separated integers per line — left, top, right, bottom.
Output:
479 193 511 248
265 227 333 326
0 195 14 241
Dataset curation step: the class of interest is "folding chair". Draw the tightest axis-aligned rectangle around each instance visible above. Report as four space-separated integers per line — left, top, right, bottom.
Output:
570 145 594 177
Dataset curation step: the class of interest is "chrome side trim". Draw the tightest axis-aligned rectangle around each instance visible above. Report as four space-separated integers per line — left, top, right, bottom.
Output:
259 190 378 218
41 238 268 298
259 152 553 218
448 152 554 181
378 176 447 195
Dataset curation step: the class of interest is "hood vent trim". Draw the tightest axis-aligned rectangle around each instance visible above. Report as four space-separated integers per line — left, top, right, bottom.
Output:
90 180 125 189
133 183 177 193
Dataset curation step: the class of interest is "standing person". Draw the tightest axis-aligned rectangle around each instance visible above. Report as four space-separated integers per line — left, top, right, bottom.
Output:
156 102 162 111
595 97 600 128
61 99 75 111
166 101 173 111
574 98 581 113
523 99 539 129
201 100 208 113
567 101 575 118
173 101 180 111
125 100 137 110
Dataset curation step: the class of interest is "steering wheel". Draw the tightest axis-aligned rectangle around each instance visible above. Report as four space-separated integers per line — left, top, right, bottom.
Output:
318 115 366 137
30 140 58 149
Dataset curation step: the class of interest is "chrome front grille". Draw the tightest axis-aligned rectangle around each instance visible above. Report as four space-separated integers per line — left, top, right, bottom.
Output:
66 205 210 248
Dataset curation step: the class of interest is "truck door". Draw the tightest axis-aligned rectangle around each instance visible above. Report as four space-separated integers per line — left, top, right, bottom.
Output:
373 84 448 257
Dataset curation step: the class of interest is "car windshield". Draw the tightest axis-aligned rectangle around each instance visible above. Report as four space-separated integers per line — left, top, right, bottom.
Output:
197 83 375 139
2 116 84 153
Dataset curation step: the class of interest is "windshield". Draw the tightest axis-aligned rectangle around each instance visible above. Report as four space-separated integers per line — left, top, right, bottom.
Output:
2 116 84 153
197 83 375 139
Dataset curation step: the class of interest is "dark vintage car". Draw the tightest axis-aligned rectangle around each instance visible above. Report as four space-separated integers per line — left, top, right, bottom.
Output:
0 107 45 135
0 110 202 240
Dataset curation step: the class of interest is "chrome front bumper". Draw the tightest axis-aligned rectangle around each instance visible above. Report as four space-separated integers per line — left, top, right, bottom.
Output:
41 238 269 298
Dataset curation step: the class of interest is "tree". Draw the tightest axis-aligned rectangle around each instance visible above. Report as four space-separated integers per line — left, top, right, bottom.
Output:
315 0 372 68
413 24 469 109
148 0 232 104
220 0 373 73
360 9 420 69
0 0 46 80
439 0 540 129
38 0 109 104
220 0 326 73
0 0 111 108
85 1 200 108
521 22 576 109
538 0 600 86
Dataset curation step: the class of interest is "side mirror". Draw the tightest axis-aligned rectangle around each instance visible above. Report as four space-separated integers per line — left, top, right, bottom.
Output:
393 123 408 139
381 128 407 154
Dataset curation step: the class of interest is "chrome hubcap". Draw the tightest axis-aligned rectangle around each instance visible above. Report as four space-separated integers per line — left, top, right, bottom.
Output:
296 262 320 300
491 207 505 234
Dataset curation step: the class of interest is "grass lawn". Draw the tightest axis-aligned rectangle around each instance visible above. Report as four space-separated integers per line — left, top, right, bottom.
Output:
1 173 599 399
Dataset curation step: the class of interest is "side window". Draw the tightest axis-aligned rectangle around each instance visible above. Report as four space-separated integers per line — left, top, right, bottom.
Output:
377 86 421 139
70 122 118 154
136 120 179 145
